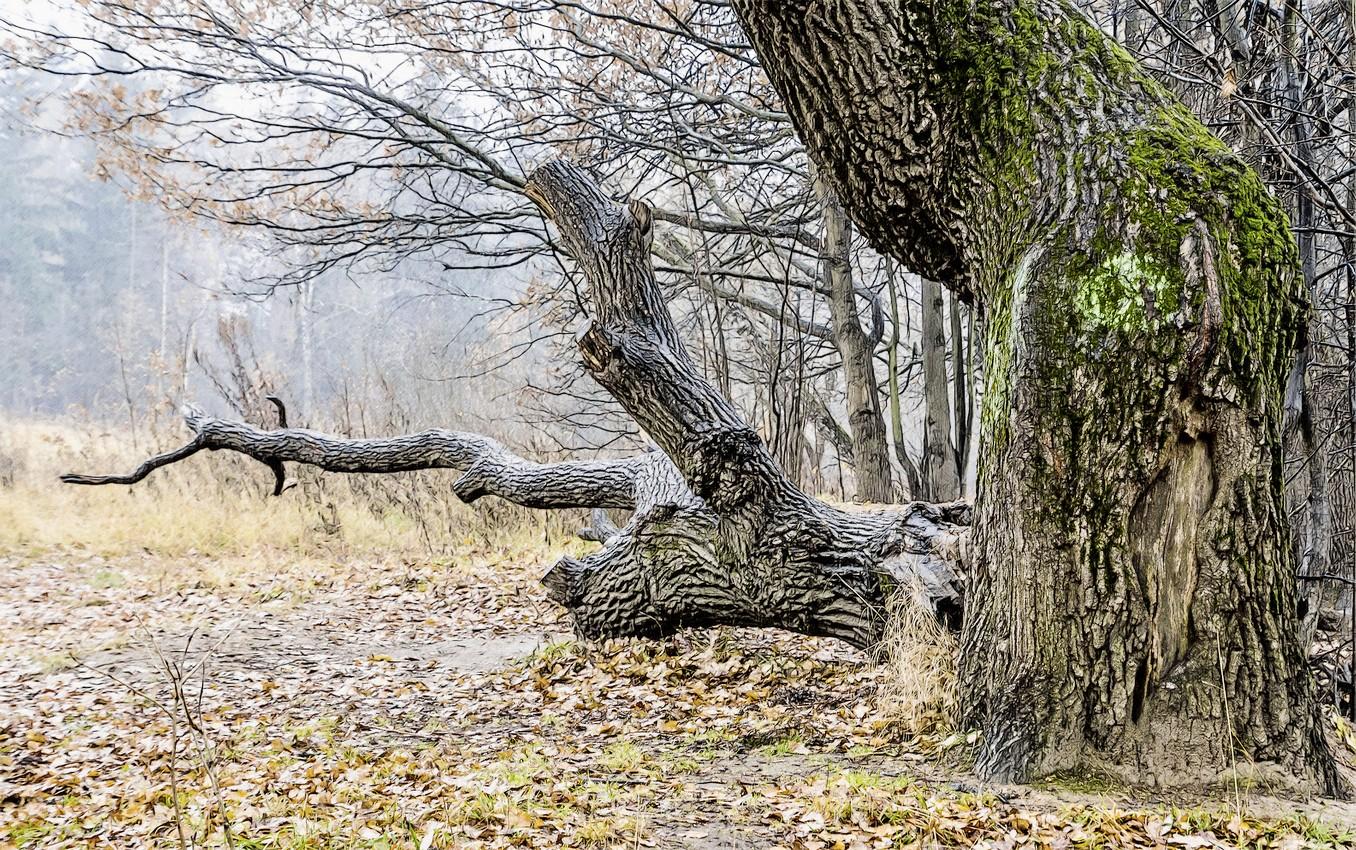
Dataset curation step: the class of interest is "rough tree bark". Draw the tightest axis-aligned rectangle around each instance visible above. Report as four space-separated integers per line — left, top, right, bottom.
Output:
732 0 1340 791
65 161 969 650
526 163 970 642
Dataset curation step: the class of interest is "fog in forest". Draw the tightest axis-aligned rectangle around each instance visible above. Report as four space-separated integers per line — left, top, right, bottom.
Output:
0 71 965 498
4 73 536 426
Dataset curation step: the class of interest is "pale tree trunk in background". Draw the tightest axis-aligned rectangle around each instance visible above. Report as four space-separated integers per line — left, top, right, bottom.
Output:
727 311 812 489
1123 0 1146 46
734 0 1340 791
1280 0 1333 649
710 297 734 403
920 277 960 500
886 262 924 499
763 327 812 488
950 291 972 488
159 237 169 359
816 177 894 502
809 390 856 477
127 204 137 295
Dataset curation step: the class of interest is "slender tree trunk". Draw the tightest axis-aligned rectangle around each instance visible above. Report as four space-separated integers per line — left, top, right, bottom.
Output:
886 261 925 498
159 237 169 359
761 320 812 488
734 0 1339 791
1344 0 1356 721
1279 0 1333 650
949 292 970 486
817 178 894 502
921 277 960 500
298 280 315 417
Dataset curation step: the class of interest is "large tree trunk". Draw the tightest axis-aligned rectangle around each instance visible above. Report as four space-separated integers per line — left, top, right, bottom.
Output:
732 0 1340 792
65 162 969 650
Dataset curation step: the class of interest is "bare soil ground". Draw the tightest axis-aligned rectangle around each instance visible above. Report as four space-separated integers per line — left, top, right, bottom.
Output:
4 546 1356 849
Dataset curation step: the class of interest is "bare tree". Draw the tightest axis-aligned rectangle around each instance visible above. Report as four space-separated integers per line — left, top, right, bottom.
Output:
64 161 969 648
1 0 927 495
15 0 1342 793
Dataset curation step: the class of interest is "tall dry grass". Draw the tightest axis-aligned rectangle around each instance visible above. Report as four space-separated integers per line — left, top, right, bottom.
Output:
2 313 960 736
2 416 966 737
876 587 960 735
0 414 588 566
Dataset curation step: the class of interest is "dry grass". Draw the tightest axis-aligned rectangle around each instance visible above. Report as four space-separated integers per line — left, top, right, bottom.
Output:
876 587 960 735
0 416 586 567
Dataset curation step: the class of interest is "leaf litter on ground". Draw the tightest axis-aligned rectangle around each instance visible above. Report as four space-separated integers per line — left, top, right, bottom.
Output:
2 544 1355 849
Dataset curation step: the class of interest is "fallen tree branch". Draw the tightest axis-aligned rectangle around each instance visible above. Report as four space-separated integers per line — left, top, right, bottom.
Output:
63 405 660 511
61 437 208 487
523 160 969 646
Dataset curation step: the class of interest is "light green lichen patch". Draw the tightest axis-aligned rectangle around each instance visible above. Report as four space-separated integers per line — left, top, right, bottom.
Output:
1116 103 1305 405
1074 251 1177 333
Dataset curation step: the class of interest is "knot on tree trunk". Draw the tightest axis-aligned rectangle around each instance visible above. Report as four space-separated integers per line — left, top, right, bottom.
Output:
577 320 622 374
685 428 778 508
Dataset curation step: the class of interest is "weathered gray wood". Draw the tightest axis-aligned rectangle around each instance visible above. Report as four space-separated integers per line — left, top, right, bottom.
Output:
65 401 968 646
64 406 652 510
577 508 621 543
523 160 967 646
